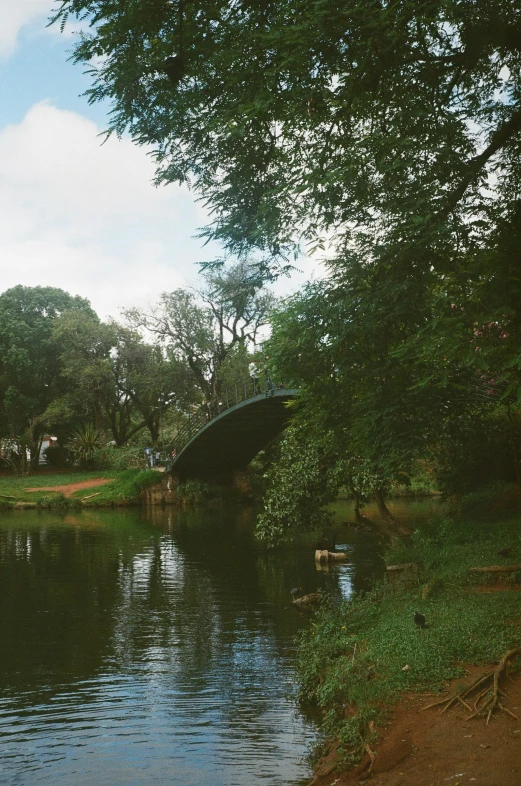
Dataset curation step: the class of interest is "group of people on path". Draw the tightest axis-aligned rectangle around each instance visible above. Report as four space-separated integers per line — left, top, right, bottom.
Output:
143 446 161 468
144 446 177 469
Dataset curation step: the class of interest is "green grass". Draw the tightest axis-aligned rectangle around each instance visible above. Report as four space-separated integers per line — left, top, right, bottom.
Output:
297 486 521 766
69 469 160 506
0 469 160 508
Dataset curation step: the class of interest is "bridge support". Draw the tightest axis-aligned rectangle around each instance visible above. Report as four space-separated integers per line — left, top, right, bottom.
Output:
143 470 180 506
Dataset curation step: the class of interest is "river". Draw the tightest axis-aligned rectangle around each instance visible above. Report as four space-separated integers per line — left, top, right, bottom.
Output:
0 503 396 785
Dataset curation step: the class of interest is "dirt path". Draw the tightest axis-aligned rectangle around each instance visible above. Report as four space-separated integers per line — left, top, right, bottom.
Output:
310 669 521 786
24 478 112 497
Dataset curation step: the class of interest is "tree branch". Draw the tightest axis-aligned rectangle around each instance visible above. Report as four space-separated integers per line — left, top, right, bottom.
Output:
444 105 521 214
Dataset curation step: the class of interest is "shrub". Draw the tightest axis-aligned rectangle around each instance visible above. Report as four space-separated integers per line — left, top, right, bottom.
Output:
131 469 163 493
175 479 226 506
92 445 145 471
69 424 104 468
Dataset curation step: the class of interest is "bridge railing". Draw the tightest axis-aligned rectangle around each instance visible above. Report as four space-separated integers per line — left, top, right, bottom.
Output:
170 376 284 459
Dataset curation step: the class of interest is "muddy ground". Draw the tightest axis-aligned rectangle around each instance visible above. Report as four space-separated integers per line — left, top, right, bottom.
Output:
310 668 521 786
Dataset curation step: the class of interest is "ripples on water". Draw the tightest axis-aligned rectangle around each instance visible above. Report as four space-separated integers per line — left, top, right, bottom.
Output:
0 504 390 785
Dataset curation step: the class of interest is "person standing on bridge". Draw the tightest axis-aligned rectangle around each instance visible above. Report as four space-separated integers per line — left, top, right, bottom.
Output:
249 361 258 393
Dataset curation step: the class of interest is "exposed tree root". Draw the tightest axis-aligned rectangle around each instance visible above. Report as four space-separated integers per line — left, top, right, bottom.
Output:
363 742 375 770
422 649 520 724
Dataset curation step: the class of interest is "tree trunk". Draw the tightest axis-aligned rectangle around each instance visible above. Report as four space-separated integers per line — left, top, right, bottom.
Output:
29 430 43 472
147 417 160 447
374 488 397 523
30 447 40 471
14 443 30 476
352 487 363 523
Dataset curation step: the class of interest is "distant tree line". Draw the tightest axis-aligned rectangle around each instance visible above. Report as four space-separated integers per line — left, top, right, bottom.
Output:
0 263 274 473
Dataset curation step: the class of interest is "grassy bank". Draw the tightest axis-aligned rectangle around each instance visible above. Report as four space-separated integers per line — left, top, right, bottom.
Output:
0 469 160 509
298 485 521 768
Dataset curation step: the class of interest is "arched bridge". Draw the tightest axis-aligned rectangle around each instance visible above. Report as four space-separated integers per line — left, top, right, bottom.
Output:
170 378 300 483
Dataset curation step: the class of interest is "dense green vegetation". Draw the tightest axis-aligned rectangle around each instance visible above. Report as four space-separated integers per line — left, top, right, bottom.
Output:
256 250 521 541
53 0 521 265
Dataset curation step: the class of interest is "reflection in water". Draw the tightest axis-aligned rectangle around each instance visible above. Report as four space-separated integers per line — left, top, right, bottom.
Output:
0 505 387 785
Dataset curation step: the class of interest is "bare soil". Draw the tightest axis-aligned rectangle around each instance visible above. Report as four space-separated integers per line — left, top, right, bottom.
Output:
24 478 112 497
309 669 521 786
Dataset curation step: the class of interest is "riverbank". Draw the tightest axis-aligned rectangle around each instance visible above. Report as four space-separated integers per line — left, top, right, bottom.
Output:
310 667 521 786
303 485 521 784
0 469 244 509
0 469 160 508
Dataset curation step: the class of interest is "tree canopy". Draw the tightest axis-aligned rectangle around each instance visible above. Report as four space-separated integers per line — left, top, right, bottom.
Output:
0 286 96 466
53 0 521 261
125 262 276 401
0 280 230 470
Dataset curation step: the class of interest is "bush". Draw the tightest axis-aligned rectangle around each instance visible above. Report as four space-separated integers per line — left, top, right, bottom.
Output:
130 469 163 493
175 479 226 506
69 424 104 468
91 445 145 471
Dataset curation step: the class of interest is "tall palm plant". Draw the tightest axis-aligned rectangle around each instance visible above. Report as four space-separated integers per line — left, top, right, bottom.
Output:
69 424 104 468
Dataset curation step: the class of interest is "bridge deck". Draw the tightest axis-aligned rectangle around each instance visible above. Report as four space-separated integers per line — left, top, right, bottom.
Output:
172 388 299 482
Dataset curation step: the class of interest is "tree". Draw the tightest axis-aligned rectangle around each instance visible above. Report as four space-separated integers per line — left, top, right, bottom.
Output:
50 311 141 447
266 266 434 489
52 312 195 447
126 262 276 402
116 331 198 446
53 0 521 263
0 286 96 468
52 2 521 415
262 234 521 512
256 416 338 547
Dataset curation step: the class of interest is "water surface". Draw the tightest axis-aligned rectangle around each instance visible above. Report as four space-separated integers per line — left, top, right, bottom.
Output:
0 505 385 786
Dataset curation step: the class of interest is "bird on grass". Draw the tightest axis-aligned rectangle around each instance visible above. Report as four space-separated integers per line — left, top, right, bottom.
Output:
413 611 426 629
290 587 303 599
498 546 513 557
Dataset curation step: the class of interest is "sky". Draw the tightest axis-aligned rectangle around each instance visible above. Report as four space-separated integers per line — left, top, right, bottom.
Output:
0 1 316 320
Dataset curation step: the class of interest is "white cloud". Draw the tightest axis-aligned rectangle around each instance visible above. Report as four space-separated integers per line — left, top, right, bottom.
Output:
0 0 89 58
0 102 219 318
0 0 52 58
